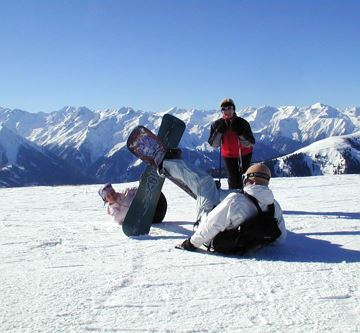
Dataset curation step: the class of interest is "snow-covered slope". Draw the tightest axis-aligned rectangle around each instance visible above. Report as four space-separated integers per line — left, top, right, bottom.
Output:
1 175 359 332
268 132 360 177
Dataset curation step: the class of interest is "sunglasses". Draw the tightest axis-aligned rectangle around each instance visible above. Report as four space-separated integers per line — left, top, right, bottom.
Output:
242 172 270 183
221 105 234 111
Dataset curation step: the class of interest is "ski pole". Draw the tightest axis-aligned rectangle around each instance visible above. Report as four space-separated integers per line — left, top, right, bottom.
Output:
219 145 222 184
238 137 243 175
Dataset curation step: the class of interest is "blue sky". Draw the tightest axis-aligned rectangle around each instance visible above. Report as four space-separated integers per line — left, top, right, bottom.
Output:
0 0 359 113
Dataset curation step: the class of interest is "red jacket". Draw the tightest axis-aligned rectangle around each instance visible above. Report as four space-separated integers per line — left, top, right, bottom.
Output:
221 130 253 158
208 114 255 158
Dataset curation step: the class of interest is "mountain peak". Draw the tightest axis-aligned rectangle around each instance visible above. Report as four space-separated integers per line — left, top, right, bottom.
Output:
310 102 329 110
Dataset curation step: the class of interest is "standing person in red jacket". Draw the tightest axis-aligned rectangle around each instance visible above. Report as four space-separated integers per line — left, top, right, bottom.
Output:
208 98 255 190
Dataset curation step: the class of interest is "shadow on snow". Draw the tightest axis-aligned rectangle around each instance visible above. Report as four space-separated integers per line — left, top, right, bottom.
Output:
150 221 360 264
253 231 360 263
284 210 360 220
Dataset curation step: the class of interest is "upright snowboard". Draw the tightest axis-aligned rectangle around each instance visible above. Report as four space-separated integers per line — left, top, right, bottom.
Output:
128 125 197 199
122 114 186 236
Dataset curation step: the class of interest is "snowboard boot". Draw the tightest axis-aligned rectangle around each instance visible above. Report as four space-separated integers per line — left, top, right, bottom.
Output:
164 148 182 160
157 148 182 177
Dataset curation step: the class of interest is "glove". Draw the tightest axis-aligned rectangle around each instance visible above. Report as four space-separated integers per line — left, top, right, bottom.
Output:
175 239 197 251
239 135 253 148
214 119 228 134
231 120 255 144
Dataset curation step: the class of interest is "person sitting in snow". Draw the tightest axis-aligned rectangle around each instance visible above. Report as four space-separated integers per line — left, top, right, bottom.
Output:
98 183 167 225
158 158 286 253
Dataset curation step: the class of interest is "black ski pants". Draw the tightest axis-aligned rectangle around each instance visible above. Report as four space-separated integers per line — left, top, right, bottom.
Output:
223 152 253 190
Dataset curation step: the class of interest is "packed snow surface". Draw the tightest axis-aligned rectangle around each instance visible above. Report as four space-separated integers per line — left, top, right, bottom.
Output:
1 175 359 333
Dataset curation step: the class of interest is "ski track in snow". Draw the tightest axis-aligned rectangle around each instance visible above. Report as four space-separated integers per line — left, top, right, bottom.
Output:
0 175 359 333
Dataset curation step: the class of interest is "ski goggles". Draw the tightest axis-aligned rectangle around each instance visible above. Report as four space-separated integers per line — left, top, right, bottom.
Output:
98 183 115 203
242 172 270 183
221 105 234 112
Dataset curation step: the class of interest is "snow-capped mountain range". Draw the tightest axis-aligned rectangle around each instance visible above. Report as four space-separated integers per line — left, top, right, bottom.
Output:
267 131 360 177
1 102 360 187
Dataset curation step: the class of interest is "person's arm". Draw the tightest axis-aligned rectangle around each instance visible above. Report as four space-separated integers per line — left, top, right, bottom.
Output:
177 193 255 251
176 196 234 251
190 192 248 247
231 118 255 147
241 120 255 145
208 119 228 147
190 204 230 248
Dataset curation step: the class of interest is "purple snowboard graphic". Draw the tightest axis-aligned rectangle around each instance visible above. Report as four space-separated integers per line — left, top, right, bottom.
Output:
127 126 166 168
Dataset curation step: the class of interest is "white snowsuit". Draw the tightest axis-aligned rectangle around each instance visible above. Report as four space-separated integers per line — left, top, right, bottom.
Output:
162 159 286 249
190 184 287 248
107 187 137 224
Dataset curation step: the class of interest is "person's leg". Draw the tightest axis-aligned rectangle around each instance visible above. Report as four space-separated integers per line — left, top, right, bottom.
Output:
241 152 252 173
162 159 220 219
223 157 242 189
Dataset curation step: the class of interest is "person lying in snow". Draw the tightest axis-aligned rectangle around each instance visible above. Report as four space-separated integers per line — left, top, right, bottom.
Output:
98 183 167 225
158 158 286 254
